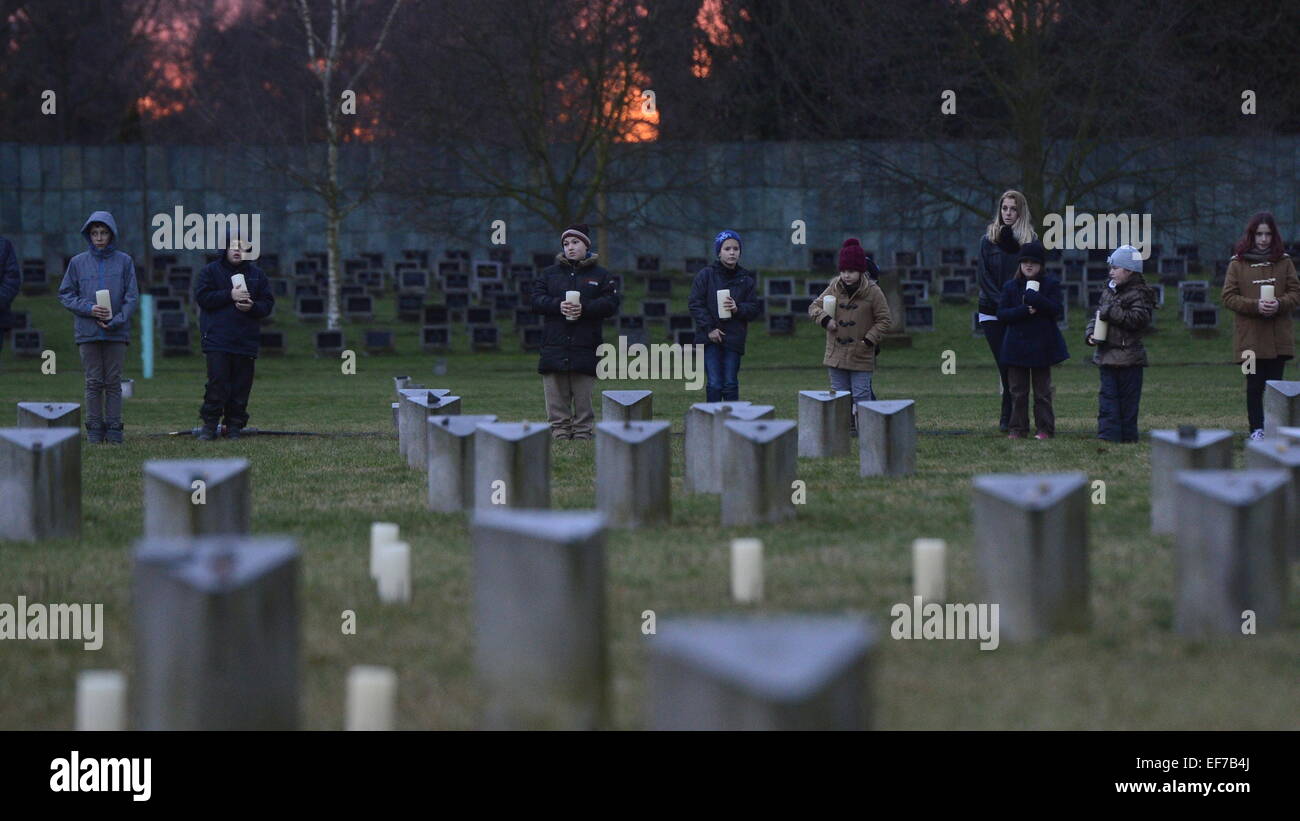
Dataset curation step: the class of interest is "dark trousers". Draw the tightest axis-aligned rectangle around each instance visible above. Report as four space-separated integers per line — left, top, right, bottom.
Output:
1006 365 1054 436
201 351 256 428
1246 357 1288 431
980 319 1013 429
1098 366 1144 442
703 343 742 402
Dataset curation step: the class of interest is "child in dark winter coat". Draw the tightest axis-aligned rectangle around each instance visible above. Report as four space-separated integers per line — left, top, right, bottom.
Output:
1085 245 1156 443
996 240 1069 439
193 232 275 440
58 211 139 444
688 230 761 402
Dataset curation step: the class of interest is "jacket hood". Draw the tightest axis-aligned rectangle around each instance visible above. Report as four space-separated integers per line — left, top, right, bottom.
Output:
82 211 119 245
555 252 599 268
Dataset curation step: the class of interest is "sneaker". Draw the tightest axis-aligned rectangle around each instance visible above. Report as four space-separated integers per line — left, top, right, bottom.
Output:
85 422 106 444
1249 429 1265 440
1035 432 1052 440
196 425 219 441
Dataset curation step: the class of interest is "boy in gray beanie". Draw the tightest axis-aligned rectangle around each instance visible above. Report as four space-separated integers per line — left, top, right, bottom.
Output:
1084 245 1156 442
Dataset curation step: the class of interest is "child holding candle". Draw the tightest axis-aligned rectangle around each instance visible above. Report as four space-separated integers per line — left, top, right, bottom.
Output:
530 223 621 440
1084 245 1156 443
0 232 19 361
57 211 139 444
1221 211 1300 439
193 230 276 440
996 240 1069 439
808 238 892 435
688 230 761 402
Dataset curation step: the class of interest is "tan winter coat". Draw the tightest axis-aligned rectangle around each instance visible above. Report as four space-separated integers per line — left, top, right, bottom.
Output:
1221 254 1300 360
808 275 892 371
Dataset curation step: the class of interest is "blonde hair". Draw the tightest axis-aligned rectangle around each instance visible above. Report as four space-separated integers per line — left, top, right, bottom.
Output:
985 189 1037 245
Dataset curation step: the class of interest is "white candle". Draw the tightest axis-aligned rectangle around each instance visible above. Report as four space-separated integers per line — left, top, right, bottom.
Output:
376 542 411 603
1025 279 1040 292
76 670 126 731
345 665 397 731
1260 284 1275 301
823 294 836 315
730 538 763 603
716 288 732 319
1092 310 1109 342
95 289 113 320
369 522 399 578
565 290 580 320
912 538 946 602
231 273 247 292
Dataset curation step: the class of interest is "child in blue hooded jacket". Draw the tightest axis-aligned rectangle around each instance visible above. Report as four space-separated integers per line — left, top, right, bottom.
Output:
58 211 139 444
996 240 1069 439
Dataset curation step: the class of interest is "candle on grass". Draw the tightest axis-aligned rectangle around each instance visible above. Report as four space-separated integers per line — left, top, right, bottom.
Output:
346 665 397 731
717 288 732 319
370 522 400 578
76 670 126 731
730 538 763 603
912 538 947 602
376 542 411 603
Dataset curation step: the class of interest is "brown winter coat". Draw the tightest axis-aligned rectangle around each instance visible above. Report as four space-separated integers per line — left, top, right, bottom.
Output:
1221 254 1300 361
808 275 892 371
1083 274 1157 367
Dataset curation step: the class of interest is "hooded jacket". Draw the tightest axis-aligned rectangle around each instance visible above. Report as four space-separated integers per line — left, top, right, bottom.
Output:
996 274 1070 368
808 275 892 371
194 250 275 358
1221 253 1300 361
57 211 139 345
530 252 620 376
977 227 1027 315
1084 274 1156 367
688 261 761 354
0 235 19 330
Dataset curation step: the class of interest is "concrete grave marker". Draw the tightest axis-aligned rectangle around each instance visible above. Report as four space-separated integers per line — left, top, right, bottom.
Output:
721 419 798 527
143 459 251 538
797 390 851 458
132 535 300 730
0 428 82 542
1149 428 1233 534
471 509 607 729
399 391 460 469
396 387 450 459
683 401 750 494
474 422 551 510
972 473 1090 641
16 401 81 429
601 389 653 422
595 420 672 527
857 400 916 476
426 414 498 512
1243 439 1300 560
647 615 875 730
1263 380 1300 437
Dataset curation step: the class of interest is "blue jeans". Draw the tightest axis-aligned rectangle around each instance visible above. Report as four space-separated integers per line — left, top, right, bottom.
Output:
828 367 875 404
1098 366 1143 442
703 343 742 402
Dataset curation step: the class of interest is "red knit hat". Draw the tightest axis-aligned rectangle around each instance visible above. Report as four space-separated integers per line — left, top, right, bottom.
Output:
838 238 868 272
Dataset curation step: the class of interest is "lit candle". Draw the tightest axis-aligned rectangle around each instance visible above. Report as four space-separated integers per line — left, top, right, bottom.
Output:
1092 310 1109 342
823 294 836 315
230 273 247 293
95 289 113 320
1260 284 1275 301
370 522 399 578
565 290 580 320
717 288 732 319
912 538 946 602
730 538 763 603
346 665 397 731
376 542 411 603
1025 280 1041 292
76 670 126 731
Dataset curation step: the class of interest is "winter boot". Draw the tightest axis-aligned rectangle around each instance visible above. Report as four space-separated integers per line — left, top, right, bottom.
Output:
105 422 124 444
197 423 219 441
86 422 106 444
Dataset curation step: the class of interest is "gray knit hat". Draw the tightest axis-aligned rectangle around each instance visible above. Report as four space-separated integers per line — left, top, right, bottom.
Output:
1107 245 1143 274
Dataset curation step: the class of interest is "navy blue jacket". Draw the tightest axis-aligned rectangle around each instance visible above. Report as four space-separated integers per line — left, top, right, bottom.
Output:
0 236 19 330
530 253 620 376
688 262 762 355
194 257 275 357
996 275 1070 368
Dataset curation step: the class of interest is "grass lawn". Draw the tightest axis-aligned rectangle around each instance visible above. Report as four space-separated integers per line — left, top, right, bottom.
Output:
2 274 1297 730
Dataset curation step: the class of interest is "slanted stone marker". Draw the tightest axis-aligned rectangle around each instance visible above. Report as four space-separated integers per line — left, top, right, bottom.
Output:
0 428 82 542
721 419 798 527
1173 469 1290 636
716 404 775 489
1149 428 1233 534
393 375 422 399
972 473 1090 641
595 420 671 527
1278 425 1300 444
646 615 875 730
17 401 81 430
133 535 300 730
683 401 750 494
1263 380 1300 437
601 389 653 422
426 414 499 513
474 422 551 510
1243 440 1300 560
471 509 607 729
396 387 450 460
798 390 851 458
857 399 916 476
400 391 460 469
143 458 251 538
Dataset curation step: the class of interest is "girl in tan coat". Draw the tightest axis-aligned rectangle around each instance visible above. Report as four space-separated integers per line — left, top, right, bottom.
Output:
1221 212 1300 438
809 238 892 435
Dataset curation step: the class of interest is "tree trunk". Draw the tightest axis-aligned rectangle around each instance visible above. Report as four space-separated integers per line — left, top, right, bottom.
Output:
326 132 341 330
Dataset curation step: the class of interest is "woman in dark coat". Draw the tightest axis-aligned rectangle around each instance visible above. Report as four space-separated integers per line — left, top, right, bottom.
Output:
977 189 1038 431
996 240 1069 439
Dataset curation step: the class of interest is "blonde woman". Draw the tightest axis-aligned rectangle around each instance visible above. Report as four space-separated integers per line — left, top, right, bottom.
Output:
976 189 1037 432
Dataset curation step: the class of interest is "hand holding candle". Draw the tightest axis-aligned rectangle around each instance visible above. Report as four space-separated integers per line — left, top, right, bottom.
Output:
730 538 763 603
564 290 581 320
823 294 837 316
716 288 732 319
1260 284 1275 301
1025 280 1041 292
94 289 113 321
1092 310 1109 342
